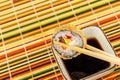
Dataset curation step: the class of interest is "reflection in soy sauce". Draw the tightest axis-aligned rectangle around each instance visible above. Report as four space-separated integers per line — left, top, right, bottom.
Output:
62 38 110 80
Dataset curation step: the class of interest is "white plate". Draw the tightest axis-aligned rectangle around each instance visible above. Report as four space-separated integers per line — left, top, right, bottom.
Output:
53 26 116 80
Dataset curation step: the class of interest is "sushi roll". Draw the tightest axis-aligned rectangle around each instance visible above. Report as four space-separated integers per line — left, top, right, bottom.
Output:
52 24 86 59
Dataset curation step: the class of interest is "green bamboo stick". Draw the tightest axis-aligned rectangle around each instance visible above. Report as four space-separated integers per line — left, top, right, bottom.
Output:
2 0 84 33
0 28 53 50
116 76 120 80
0 54 53 73
19 66 58 80
0 47 50 68
113 43 120 48
107 29 120 36
0 55 52 74
104 26 120 33
32 69 60 79
0 0 116 41
114 67 120 72
103 22 120 31
0 1 118 50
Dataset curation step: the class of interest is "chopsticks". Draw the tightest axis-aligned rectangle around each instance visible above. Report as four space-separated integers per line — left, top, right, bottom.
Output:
54 41 120 65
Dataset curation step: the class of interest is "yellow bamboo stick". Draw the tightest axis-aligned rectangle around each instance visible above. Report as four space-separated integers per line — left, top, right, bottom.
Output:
116 49 120 55
0 0 8 3
0 2 119 47
0 56 55 77
111 40 120 46
1 0 58 16
0 35 51 56
29 69 60 80
0 50 51 71
76 7 120 29
0 0 57 17
0 0 11 8
0 28 54 49
1 0 82 28
103 71 120 80
0 27 42 45
0 0 31 11
41 0 120 30
107 31 120 38
0 43 4 52
1 0 118 41
1 2 60 25
0 4 12 12
0 0 119 53
41 73 61 80
0 71 9 79
104 25 120 33
0 43 51 63
1 14 118 60
1 2 81 33
24 1 119 28
1 8 118 48
37 1 120 32
0 0 117 31
16 50 52 66
101 19 118 28
0 50 25 63
0 0 71 32
114 46 120 51
13 0 33 7
11 62 57 80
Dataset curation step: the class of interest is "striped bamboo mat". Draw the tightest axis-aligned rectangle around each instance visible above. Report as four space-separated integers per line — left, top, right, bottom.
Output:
0 0 120 80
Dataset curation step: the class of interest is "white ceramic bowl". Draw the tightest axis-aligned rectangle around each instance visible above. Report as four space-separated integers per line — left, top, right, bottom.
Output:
53 26 116 80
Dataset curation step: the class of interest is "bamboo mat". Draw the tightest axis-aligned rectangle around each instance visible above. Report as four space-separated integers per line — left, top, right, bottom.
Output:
0 0 120 80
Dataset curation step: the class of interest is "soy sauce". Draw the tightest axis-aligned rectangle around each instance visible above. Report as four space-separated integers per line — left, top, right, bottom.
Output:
62 38 110 80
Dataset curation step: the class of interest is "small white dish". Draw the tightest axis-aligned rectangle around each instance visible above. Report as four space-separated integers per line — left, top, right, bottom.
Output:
53 26 116 80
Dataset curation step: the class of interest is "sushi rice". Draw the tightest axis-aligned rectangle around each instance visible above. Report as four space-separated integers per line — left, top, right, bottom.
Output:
53 30 83 59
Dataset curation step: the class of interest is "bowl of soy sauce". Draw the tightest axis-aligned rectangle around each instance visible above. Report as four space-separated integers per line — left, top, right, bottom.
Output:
53 26 116 80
